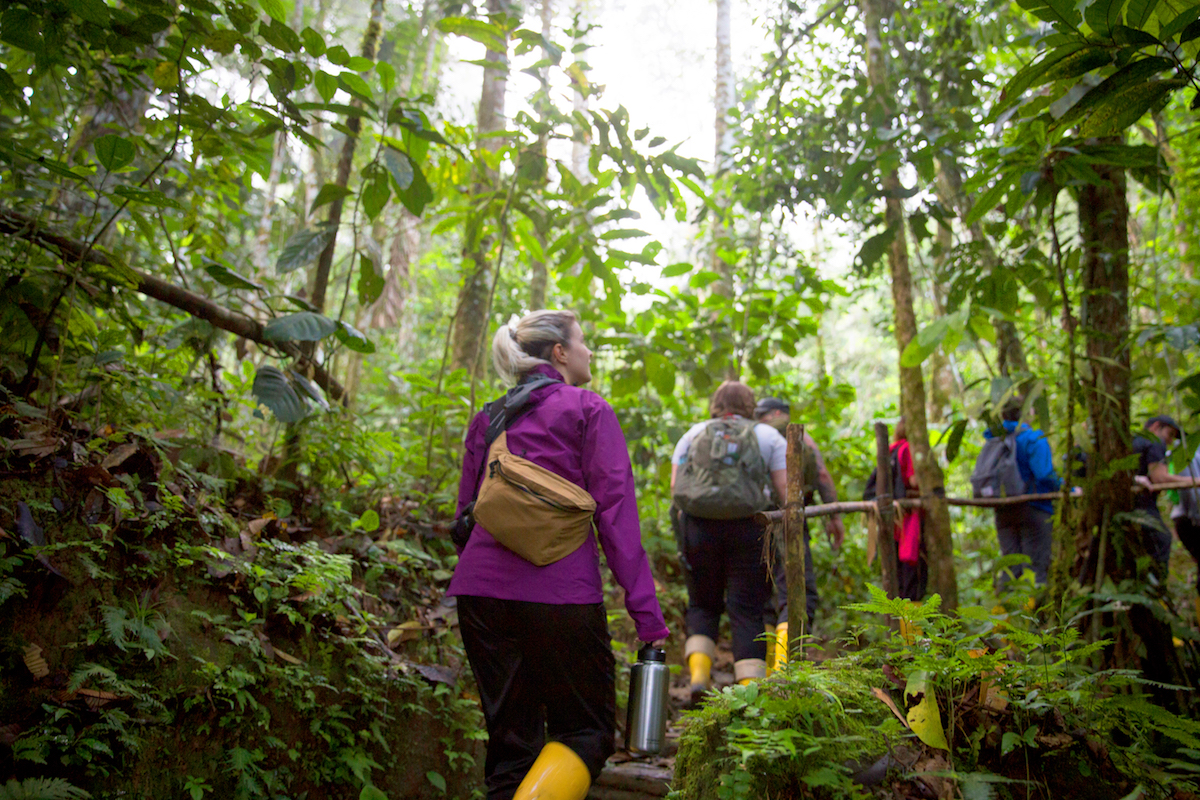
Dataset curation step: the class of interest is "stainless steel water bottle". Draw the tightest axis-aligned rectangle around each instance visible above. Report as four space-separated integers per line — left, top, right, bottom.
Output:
625 645 670 755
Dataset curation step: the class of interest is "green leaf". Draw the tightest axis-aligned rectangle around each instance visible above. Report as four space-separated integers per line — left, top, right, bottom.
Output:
600 229 649 240
94 135 135 172
662 262 693 278
363 172 390 220
1125 0 1159 28
358 251 384 305
300 26 325 56
396 161 433 216
311 182 354 213
359 787 388 800
358 509 380 532
1016 0 1082 31
335 321 375 353
425 771 446 793
68 0 109 25
1057 56 1175 128
1 9 43 51
314 70 337 102
645 353 676 396
1001 730 1022 756
258 0 287 24
436 16 507 53
1110 24 1161 46
251 365 308 423
945 419 969 463
965 174 1014 226
377 61 395 94
1035 45 1113 88
855 227 896 272
325 44 350 65
1181 18 1200 44
383 148 414 190
338 72 374 104
1160 4 1200 39
205 262 263 291
262 312 338 342
1084 0 1121 35
276 225 335 273
1079 77 1184 136
112 186 182 209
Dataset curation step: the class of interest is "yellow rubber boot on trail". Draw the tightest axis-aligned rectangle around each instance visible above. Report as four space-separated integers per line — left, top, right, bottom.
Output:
773 622 790 671
734 658 767 686
685 635 715 705
512 741 590 800
764 623 776 675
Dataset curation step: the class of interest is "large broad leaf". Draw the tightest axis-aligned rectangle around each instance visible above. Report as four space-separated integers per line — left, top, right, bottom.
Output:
905 671 949 750
288 370 330 410
435 16 507 52
645 352 676 397
276 225 335 273
357 251 384 305
396 160 433 216
310 183 353 213
336 321 375 353
1079 77 1185 136
262 311 338 342
1085 0 1122 35
251 365 308 423
944 419 969 463
205 261 263 291
1016 0 1081 31
1056 56 1175 128
1126 0 1161 28
383 148 414 190
94 134 135 171
854 226 896 273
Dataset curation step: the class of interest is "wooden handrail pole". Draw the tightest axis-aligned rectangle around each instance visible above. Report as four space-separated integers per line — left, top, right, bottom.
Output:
785 423 808 661
875 422 900 599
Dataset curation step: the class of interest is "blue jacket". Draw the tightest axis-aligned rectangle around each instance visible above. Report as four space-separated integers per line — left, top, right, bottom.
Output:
983 420 1062 513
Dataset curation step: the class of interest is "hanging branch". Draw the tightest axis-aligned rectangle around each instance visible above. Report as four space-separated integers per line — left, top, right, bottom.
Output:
0 207 345 400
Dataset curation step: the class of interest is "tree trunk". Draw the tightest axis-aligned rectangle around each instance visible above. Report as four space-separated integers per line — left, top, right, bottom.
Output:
309 0 385 314
528 0 553 310
861 0 957 610
712 0 737 378
452 0 512 377
570 0 589 179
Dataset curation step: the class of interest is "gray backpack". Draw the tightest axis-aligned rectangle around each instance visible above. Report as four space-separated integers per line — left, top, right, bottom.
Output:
971 431 1026 499
673 418 770 520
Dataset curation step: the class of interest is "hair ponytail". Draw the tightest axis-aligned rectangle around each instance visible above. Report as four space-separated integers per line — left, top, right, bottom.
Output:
491 310 579 385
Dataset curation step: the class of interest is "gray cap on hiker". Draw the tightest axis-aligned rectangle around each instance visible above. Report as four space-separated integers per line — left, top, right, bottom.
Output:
1148 414 1181 435
754 397 789 418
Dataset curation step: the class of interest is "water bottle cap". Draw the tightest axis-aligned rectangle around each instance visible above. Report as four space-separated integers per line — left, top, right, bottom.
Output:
638 644 665 662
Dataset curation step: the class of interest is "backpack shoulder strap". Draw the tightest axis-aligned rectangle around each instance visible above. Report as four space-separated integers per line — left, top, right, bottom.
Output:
468 375 562 504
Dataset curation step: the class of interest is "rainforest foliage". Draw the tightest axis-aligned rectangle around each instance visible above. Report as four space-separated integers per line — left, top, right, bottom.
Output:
3 0 1200 796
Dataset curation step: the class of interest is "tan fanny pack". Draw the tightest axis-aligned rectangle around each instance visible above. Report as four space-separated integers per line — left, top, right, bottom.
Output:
472 431 597 566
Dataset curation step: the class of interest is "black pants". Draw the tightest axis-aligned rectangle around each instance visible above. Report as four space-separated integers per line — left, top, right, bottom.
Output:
896 541 928 602
682 513 772 662
766 521 817 628
1176 517 1200 593
994 504 1053 587
457 596 615 800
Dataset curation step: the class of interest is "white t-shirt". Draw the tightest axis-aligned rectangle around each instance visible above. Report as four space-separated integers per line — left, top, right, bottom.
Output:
672 416 788 473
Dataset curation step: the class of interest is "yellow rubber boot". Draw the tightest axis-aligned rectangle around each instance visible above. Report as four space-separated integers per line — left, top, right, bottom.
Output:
764 623 776 675
773 623 790 671
512 741 590 800
688 652 712 689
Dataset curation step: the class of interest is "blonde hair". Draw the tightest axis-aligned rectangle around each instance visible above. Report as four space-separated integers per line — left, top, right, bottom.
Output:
492 310 579 385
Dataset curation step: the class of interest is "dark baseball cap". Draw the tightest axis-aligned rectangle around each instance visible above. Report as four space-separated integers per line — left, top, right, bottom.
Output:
1148 414 1181 435
755 397 789 417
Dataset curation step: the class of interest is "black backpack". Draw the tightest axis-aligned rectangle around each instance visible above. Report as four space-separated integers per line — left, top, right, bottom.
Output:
863 449 906 503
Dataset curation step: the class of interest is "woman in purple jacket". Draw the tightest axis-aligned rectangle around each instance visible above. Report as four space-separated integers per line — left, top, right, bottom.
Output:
448 309 670 800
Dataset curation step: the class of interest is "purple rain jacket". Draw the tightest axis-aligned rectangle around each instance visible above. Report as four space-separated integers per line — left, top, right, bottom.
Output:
447 363 670 642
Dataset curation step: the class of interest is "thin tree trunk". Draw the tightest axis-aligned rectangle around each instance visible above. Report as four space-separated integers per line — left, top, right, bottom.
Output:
528 0 553 310
309 0 385 314
712 0 737 378
570 0 589 179
861 0 957 610
452 0 512 377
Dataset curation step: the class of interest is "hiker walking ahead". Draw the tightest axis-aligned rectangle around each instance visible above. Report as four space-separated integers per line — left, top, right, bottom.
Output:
971 399 1061 587
1133 414 1180 569
449 310 669 800
672 381 787 700
864 418 927 600
754 396 844 660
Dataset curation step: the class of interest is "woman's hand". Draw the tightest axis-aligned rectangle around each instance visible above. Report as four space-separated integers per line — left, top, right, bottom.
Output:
650 638 668 649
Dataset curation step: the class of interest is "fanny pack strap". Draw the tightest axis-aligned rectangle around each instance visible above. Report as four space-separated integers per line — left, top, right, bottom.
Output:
468 374 563 509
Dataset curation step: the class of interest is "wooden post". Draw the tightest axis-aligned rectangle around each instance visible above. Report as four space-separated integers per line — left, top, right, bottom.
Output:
785 423 808 662
875 422 900 599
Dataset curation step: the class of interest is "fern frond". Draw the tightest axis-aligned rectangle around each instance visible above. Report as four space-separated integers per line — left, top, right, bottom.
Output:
0 777 91 800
